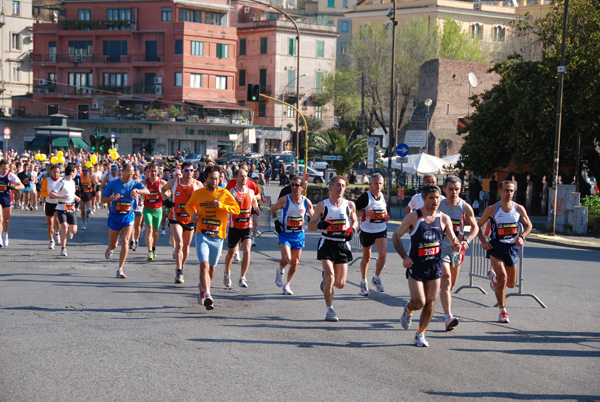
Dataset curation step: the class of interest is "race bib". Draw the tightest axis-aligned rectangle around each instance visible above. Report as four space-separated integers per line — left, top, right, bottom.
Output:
417 242 441 262
497 223 518 240
115 201 132 215
176 203 189 218
451 219 462 235
145 192 160 203
201 218 220 237
326 218 347 238
62 202 76 212
0 184 7 192
370 209 386 224
286 216 303 232
236 208 251 223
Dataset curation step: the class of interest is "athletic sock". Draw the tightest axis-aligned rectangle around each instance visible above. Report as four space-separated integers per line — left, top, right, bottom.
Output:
417 327 426 333
406 307 414 315
445 313 453 319
500 307 507 313
360 279 367 284
373 275 380 280
327 306 334 312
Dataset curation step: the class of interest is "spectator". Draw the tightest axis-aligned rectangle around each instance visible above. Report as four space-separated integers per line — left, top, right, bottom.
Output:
361 173 369 185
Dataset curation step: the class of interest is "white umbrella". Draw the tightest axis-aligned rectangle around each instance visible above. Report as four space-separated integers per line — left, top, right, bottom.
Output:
404 153 445 175
441 154 461 173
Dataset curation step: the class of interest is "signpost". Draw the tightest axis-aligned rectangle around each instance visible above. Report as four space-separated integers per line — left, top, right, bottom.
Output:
3 127 10 155
396 143 409 157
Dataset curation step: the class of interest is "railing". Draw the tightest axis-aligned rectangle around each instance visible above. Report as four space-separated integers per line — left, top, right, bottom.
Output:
32 53 165 64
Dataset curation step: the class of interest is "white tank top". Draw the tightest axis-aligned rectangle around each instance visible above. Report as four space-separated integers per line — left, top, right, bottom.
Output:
490 202 521 244
360 191 387 233
320 198 351 242
281 195 309 233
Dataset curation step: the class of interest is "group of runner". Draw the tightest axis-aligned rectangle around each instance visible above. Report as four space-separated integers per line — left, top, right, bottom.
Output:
0 156 533 347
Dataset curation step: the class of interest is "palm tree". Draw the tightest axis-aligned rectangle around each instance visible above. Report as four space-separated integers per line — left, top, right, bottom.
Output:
309 129 368 176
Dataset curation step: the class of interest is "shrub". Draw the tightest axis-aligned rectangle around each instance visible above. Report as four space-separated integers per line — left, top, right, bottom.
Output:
582 195 600 216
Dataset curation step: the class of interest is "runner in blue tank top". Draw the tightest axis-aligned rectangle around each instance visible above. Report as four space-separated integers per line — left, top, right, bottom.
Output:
392 184 461 347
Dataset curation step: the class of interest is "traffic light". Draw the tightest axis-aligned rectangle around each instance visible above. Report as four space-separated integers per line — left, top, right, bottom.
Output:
247 83 261 102
299 148 306 164
99 135 106 152
90 135 96 152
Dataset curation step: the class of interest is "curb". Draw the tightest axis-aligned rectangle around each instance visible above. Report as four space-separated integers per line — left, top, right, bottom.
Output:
527 233 600 251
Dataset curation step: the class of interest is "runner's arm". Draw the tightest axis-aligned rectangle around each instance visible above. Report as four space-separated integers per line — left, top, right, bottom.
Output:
516 204 533 245
348 201 358 231
220 191 241 215
270 196 287 218
306 199 315 219
161 178 175 199
392 213 415 268
463 202 479 246
441 213 461 252
307 201 324 231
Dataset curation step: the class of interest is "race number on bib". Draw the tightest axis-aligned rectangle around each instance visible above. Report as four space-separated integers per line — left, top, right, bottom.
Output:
201 218 220 237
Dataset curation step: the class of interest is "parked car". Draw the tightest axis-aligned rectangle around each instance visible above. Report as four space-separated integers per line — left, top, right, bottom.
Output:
215 152 244 165
243 152 263 163
311 159 329 170
288 164 325 184
184 153 203 164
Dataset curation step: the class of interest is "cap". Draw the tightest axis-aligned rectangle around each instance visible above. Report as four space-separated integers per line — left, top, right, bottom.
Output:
173 170 181 175
111 165 118 170
251 173 259 179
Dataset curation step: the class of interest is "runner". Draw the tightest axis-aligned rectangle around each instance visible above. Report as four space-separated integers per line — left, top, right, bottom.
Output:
308 175 358 322
477 180 532 324
49 164 80 256
142 163 164 261
406 175 443 214
354 173 389 296
79 165 98 230
0 159 24 247
392 184 461 347
17 162 33 211
40 164 63 249
223 168 259 289
186 165 240 310
130 169 145 251
270 175 314 295
438 176 479 331
161 162 203 284
101 163 150 279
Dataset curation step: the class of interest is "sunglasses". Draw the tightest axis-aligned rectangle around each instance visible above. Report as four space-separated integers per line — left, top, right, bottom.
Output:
183 168 194 172
291 183 303 188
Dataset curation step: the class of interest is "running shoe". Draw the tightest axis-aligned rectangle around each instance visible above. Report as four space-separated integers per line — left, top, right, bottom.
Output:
498 310 510 323
49 240 55 250
414 332 429 347
488 270 497 291
129 240 134 250
146 251 153 261
372 276 385 293
132 240 138 251
82 223 87 230
400 306 413 330
204 295 214 310
175 270 184 284
275 268 284 287
359 281 369 296
151 251 157 261
239 277 248 288
68 232 73 240
116 268 126 279
2 233 8 247
105 247 113 260
53 232 60 244
233 251 240 262
283 283 293 295
445 315 459 331
160 229 166 236
61 248 67 257
325 309 339 322
252 238 256 247
223 273 232 288
197 286 205 305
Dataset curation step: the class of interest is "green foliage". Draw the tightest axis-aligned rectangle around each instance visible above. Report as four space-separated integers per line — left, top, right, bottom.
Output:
439 19 487 62
309 130 367 175
582 195 600 216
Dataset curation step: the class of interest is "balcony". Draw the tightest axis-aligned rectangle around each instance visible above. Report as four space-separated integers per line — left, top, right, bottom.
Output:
59 18 138 31
32 53 165 64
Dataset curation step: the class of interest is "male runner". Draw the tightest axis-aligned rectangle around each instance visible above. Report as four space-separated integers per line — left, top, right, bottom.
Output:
0 159 24 247
186 165 240 310
223 168 259 288
438 176 478 331
406 174 443 214
17 163 33 210
79 165 98 230
354 173 389 296
308 175 358 322
271 175 314 295
101 163 149 279
392 184 461 347
477 180 532 324
142 163 163 261
40 164 63 249
161 162 203 284
50 164 80 256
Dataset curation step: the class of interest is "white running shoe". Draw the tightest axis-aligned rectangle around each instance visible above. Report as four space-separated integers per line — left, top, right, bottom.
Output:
82 223 87 230
175 270 184 284
283 283 293 295
400 306 413 330
498 310 510 323
325 309 339 322
275 268 284 287
223 273 232 288
445 315 459 331
414 332 429 347
160 229 166 236
61 248 68 257
239 277 248 288
116 268 127 279
2 232 8 247
68 232 73 240
53 232 60 244
49 240 55 250
105 247 113 260
371 276 385 293
234 251 240 262
359 281 369 296
488 270 497 291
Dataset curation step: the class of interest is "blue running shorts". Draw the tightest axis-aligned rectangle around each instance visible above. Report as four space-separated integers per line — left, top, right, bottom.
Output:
196 233 224 267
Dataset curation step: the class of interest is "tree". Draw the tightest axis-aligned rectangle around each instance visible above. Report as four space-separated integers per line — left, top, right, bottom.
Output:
309 130 368 175
439 19 487 62
459 0 600 180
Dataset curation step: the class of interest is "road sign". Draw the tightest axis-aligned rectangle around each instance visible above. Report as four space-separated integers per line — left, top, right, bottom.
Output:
3 127 10 140
323 155 343 161
368 137 379 147
396 156 408 164
111 132 115 139
396 143 409 157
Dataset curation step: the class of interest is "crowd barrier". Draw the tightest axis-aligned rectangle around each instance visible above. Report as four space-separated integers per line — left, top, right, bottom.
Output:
257 195 276 237
455 223 546 308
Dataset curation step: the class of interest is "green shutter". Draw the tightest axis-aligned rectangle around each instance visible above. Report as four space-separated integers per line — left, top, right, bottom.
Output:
317 41 324 58
316 71 323 94
288 69 295 92
288 38 296 56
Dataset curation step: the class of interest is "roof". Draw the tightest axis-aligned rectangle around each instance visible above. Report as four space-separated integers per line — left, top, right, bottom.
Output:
186 101 253 111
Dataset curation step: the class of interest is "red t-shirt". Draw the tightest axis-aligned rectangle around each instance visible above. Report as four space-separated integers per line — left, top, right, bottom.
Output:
226 178 258 194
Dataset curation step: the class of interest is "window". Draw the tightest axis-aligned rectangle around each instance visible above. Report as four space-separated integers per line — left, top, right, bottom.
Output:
259 68 267 87
78 9 91 20
287 102 295 118
107 8 131 21
288 38 297 56
239 38 246 56
315 71 324 94
287 69 295 93
216 76 227 90
343 0 348 8
175 39 183 55
327 0 335 8
471 23 483 40
68 72 93 94
316 41 324 58
493 25 506 42
191 41 204 56
12 65 20 82
103 72 128 87
69 40 93 56
12 1 20 15
260 37 268 54
11 33 21 50
340 44 346 54
315 103 322 120
161 7 172 22
205 12 227 26
49 41 56 62
103 40 127 62
48 73 56 92
174 72 182 87
239 69 246 87
48 104 59 115
190 73 202 88
216 43 229 59
179 8 201 23
341 21 348 32
258 101 266 117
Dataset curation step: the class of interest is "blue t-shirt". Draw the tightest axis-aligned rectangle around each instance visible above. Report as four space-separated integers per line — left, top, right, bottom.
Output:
102 179 146 219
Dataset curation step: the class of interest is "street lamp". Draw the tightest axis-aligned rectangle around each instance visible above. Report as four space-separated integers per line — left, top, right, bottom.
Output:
280 74 306 153
424 98 432 155
386 0 397 207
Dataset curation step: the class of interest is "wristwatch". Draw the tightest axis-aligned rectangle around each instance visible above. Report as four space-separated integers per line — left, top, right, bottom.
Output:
520 235 526 241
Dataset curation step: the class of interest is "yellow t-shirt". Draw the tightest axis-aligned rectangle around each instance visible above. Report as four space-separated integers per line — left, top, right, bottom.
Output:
185 187 240 239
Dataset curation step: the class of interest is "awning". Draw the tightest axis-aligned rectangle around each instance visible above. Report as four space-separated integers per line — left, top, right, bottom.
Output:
30 136 49 150
52 137 69 148
186 101 253 111
71 136 89 150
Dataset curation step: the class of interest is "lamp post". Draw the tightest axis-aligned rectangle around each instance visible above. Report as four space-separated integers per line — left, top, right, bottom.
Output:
424 98 432 155
280 74 306 153
386 0 397 207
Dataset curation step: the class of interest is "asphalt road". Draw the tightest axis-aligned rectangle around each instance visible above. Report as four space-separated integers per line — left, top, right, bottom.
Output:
1 186 599 401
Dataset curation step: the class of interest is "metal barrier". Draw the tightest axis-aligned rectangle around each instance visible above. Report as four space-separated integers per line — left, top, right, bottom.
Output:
349 226 378 266
455 226 546 308
257 195 276 237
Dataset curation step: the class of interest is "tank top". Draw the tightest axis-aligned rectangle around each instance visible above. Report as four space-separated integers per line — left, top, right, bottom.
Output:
408 209 444 267
80 175 93 194
0 172 18 205
359 191 387 233
44 177 63 205
229 187 254 229
320 198 351 242
439 198 465 248
281 195 308 233
489 202 521 244
169 179 200 224
55 179 77 212
144 177 163 209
